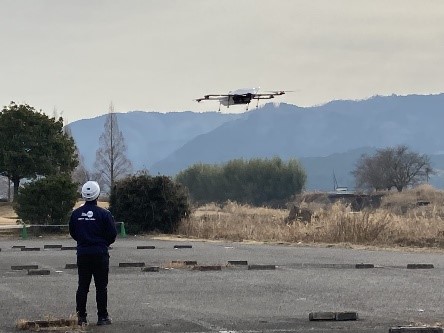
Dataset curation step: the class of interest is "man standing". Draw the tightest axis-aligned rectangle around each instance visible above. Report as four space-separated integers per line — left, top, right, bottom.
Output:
69 181 117 326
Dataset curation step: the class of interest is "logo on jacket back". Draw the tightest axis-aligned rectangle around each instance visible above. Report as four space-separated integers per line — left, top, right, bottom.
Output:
79 211 96 221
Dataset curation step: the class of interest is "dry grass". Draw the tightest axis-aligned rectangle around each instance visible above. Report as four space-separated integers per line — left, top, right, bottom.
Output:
179 201 288 242
177 186 444 248
3 188 444 249
0 201 109 226
16 314 80 331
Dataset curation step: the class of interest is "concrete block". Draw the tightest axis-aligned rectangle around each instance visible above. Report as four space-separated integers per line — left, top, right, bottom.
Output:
335 312 358 321
407 264 434 269
355 263 374 269
389 327 443 333
141 266 160 272
309 312 336 321
172 260 197 265
44 244 62 249
21 247 40 251
27 269 50 275
137 245 156 249
248 264 276 270
65 264 77 269
119 262 145 268
309 312 358 321
192 265 222 271
60 246 76 251
228 260 248 266
174 245 192 249
11 265 39 270
299 263 354 269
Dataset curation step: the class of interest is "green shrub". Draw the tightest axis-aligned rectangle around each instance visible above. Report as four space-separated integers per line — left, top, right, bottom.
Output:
14 174 78 225
109 173 191 234
176 157 306 206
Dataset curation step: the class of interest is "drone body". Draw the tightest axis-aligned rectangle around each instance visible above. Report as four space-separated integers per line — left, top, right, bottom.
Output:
195 87 287 111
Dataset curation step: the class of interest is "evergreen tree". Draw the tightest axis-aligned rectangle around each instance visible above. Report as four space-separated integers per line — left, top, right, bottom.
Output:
109 173 190 234
0 102 78 200
15 174 78 225
176 157 306 206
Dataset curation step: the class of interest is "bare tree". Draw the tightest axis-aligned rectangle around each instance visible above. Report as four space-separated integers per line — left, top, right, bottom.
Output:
352 145 432 192
93 103 133 193
72 153 90 186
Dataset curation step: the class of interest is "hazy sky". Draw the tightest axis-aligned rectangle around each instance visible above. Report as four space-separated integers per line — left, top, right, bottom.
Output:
1 0 443 123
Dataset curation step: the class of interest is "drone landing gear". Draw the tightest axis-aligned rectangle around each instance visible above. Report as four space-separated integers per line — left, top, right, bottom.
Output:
224 100 231 112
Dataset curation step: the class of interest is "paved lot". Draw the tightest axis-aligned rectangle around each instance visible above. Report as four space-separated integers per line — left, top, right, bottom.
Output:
1 236 443 332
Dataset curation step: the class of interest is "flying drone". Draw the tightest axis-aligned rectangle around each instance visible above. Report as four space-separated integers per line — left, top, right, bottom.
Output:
195 87 289 111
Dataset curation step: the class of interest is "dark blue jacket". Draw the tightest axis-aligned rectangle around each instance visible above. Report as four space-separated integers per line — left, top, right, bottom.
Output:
69 200 117 255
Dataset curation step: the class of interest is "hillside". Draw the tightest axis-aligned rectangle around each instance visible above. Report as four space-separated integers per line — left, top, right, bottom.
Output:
151 94 444 174
67 93 444 191
68 111 242 170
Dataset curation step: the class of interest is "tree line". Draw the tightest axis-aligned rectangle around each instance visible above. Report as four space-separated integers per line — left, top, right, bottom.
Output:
0 102 189 233
0 102 135 223
176 158 306 206
0 101 435 232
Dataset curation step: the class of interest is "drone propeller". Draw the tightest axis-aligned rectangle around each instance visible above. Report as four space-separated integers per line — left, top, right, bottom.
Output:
265 90 294 95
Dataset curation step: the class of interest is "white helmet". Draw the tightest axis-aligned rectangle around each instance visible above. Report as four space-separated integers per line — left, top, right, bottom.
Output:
81 181 100 201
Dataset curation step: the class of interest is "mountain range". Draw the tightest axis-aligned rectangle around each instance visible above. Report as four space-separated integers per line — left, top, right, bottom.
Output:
67 93 444 191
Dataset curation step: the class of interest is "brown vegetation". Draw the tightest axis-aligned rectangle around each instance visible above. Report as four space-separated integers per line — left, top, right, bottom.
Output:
177 185 444 248
3 187 444 249
0 201 109 226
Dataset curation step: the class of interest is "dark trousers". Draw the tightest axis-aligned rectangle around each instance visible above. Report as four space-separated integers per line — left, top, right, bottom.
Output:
76 253 110 318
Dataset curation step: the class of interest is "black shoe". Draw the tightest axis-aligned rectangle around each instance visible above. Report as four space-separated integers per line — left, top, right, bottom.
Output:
97 316 112 326
78 316 88 326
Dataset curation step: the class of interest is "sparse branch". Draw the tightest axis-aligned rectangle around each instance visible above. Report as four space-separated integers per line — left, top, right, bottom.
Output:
93 103 133 193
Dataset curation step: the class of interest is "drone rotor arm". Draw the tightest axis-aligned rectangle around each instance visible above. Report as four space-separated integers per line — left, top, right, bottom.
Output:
195 94 230 102
253 94 276 100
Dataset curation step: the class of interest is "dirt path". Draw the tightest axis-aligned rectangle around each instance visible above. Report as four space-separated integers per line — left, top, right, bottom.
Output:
0 203 17 225
0 218 18 225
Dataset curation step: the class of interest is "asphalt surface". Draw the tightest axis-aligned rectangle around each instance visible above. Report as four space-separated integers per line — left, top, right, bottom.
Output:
1 236 443 333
